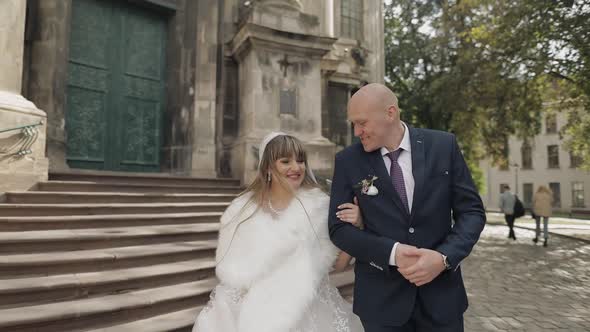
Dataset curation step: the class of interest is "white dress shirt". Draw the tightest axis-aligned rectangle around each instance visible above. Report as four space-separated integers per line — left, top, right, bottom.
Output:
381 122 415 266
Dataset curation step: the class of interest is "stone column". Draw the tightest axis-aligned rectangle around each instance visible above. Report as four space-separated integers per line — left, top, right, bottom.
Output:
190 1 220 178
364 0 385 84
0 0 48 193
26 0 72 172
229 2 337 184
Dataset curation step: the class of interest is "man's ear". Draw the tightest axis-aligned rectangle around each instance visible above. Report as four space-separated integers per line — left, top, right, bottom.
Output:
386 105 398 120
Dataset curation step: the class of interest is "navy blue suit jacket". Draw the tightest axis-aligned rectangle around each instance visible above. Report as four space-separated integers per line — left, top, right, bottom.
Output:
328 126 486 326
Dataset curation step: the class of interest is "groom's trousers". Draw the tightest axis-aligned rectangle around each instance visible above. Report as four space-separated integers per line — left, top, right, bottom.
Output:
361 298 464 332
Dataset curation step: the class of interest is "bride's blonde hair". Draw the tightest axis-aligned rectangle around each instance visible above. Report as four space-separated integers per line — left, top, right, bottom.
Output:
217 134 320 263
244 134 318 207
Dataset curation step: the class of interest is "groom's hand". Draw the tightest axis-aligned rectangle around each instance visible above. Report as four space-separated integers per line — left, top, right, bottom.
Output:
394 244 420 268
398 248 446 286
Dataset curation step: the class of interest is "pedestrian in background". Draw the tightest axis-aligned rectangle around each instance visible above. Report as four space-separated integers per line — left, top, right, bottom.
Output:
499 184 517 240
532 185 553 247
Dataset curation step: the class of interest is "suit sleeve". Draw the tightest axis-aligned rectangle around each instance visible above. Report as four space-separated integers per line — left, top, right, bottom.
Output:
328 152 396 276
436 135 486 270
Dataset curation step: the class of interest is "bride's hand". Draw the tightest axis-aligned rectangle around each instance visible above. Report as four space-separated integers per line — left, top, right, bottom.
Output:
336 197 364 229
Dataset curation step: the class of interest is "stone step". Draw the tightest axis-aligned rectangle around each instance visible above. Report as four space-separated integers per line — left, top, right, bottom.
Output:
36 181 243 194
0 223 219 254
49 170 241 187
89 307 201 332
0 240 216 278
0 212 222 231
4 191 237 204
0 259 215 308
0 278 217 332
0 202 230 216
89 270 356 332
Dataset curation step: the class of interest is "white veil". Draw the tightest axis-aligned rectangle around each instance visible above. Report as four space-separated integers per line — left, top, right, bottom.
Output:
258 132 318 184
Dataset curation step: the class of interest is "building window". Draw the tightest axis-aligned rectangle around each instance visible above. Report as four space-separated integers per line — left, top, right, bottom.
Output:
545 114 557 134
570 152 583 168
222 58 239 137
547 145 559 169
323 82 350 147
572 182 585 208
521 142 533 169
341 0 363 40
523 183 533 208
549 182 561 208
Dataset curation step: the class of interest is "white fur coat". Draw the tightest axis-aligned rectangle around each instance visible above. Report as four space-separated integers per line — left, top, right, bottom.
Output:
214 187 339 332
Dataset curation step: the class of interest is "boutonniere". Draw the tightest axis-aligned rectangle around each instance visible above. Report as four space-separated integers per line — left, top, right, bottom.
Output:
354 175 379 196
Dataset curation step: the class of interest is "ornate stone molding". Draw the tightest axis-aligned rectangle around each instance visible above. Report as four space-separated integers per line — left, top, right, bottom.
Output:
231 23 336 62
258 0 303 12
0 91 46 117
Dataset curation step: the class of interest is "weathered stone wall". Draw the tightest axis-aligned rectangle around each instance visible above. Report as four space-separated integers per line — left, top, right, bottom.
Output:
190 1 220 178
0 0 48 193
229 0 337 183
24 0 71 172
363 0 385 84
162 0 199 175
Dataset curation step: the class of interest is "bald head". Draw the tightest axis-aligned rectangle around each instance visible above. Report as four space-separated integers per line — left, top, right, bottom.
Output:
349 83 398 112
347 83 403 152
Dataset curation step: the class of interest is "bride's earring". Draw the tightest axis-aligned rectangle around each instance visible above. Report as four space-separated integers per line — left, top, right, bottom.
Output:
267 172 272 182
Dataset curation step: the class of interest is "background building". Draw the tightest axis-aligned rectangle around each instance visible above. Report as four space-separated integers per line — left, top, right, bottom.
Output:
0 0 384 192
480 103 589 215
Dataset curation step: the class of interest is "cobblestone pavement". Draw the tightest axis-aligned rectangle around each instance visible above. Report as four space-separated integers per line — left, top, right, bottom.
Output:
463 225 590 331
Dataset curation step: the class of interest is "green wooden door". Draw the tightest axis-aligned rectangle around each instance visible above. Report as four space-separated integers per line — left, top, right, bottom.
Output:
66 0 166 172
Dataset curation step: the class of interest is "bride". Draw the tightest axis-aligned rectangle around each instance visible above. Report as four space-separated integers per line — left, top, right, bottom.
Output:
193 132 364 332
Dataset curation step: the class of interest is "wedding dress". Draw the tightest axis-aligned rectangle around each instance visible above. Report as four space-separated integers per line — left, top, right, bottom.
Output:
192 188 363 332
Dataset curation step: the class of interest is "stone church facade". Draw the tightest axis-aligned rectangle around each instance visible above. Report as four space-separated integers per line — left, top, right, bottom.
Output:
0 0 384 191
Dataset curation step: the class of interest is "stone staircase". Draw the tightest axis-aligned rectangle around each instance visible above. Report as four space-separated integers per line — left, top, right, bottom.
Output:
0 171 354 331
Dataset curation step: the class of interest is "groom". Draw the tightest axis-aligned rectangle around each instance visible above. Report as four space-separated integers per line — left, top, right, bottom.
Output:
328 83 485 332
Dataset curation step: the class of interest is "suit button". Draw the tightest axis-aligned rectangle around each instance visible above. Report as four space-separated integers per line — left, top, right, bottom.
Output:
409 227 415 234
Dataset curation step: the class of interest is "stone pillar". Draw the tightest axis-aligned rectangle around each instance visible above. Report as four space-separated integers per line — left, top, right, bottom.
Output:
190 1 219 178
364 0 385 84
25 0 72 172
0 0 48 193
230 1 337 184
162 0 199 175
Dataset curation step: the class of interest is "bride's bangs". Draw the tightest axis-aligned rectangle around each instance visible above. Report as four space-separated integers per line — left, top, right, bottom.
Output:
271 135 307 162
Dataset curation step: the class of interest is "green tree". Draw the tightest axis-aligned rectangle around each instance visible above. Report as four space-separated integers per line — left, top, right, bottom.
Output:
384 0 543 191
482 0 590 168
384 0 590 178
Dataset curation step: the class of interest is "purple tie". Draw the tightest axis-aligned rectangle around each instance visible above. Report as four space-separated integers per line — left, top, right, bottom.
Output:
387 149 409 213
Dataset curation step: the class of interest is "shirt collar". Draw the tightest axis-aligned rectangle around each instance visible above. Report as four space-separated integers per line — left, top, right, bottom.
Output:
381 122 411 157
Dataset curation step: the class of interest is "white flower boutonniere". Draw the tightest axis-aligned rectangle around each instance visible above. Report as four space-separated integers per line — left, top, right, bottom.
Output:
355 175 379 196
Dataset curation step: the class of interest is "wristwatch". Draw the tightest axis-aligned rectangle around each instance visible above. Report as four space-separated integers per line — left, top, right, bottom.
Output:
441 254 452 271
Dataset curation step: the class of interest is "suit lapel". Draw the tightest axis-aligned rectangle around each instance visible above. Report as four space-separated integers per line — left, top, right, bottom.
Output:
409 127 425 217
366 148 408 217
